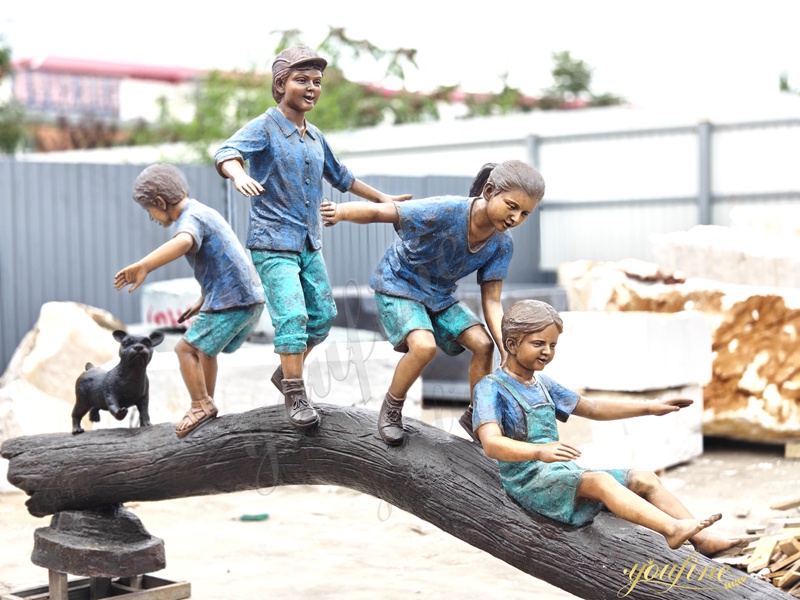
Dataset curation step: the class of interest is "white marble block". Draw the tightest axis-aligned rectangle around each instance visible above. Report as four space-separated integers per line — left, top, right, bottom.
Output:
139 277 201 330
557 385 704 472
542 310 708 471
544 310 712 392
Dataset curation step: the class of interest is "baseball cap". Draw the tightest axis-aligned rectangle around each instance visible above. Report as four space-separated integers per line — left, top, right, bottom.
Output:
272 46 328 78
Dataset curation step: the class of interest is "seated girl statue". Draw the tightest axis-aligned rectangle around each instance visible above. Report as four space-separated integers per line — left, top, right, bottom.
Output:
473 299 742 556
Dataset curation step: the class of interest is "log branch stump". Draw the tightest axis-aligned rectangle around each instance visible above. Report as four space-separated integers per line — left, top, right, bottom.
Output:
1 404 789 600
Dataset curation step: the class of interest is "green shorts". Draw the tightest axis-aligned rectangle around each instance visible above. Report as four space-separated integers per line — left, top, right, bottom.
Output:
183 303 264 358
374 292 482 356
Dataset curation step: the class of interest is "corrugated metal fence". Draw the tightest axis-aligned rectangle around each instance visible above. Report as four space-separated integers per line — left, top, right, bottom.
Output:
338 117 800 270
2 116 798 371
532 119 800 270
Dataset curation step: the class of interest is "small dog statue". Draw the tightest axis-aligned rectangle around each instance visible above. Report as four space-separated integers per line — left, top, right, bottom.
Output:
72 329 165 434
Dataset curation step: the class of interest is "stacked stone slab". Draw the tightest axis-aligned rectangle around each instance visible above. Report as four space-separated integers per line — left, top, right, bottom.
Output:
558 259 800 443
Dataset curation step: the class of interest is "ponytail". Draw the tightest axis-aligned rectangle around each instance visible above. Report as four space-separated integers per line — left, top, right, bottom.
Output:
469 163 497 197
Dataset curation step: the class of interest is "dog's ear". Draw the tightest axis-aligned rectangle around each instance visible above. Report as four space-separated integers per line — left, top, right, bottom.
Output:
149 331 165 347
112 330 128 343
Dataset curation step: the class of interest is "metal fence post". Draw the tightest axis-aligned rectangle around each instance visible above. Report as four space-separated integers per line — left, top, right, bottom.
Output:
525 134 544 283
698 120 712 225
225 177 234 229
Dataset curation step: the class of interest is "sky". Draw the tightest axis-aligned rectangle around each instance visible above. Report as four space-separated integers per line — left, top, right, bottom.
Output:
3 0 800 110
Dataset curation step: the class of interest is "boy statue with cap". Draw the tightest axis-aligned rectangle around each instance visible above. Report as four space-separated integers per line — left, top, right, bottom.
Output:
215 45 411 430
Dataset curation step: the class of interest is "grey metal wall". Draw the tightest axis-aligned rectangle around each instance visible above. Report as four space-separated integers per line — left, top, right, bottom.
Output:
3 116 797 371
0 160 226 372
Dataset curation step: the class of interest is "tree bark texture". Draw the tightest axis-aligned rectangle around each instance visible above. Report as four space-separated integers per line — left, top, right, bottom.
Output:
1 404 788 600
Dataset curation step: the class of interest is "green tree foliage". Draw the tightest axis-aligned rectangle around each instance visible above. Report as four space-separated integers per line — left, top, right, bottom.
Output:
461 51 624 117
779 72 800 94
548 51 593 99
137 33 625 160
0 37 26 154
145 27 449 161
539 50 625 109
462 73 536 117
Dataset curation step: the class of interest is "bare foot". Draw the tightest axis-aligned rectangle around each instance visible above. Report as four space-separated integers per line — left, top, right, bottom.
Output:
693 536 747 558
665 514 722 549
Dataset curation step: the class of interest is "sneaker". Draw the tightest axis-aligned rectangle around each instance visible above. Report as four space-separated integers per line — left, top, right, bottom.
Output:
271 366 284 394
378 392 405 446
281 378 320 429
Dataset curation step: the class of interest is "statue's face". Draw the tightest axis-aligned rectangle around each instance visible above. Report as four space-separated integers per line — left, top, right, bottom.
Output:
485 188 539 232
508 324 560 375
145 202 173 227
278 69 323 114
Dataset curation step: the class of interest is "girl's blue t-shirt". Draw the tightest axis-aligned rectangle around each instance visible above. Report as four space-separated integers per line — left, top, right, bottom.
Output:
370 196 513 312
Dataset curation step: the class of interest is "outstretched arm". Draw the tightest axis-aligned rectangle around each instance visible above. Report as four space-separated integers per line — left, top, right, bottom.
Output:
572 397 693 421
219 159 265 198
321 200 400 226
114 233 195 293
480 280 506 365
477 422 582 463
348 178 412 203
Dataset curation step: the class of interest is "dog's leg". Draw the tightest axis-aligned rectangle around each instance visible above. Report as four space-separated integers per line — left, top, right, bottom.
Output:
71 404 89 434
138 399 152 427
104 390 128 421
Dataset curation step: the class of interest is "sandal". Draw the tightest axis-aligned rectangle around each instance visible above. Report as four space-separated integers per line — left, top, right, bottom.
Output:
175 397 218 438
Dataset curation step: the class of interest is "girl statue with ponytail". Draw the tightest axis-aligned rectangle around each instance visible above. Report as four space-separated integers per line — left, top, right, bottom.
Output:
322 160 544 446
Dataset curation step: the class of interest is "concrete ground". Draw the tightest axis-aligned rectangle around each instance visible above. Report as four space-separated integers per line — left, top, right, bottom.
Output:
1 424 799 600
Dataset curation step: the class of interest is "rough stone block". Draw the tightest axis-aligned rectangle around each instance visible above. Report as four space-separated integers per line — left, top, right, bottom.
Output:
558 258 800 442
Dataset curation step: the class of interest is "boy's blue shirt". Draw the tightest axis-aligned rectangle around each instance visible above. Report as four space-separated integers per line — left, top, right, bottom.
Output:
174 199 265 312
370 196 513 312
214 107 355 252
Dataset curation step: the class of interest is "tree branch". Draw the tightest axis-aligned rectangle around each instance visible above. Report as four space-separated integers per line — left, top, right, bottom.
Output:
1 405 786 599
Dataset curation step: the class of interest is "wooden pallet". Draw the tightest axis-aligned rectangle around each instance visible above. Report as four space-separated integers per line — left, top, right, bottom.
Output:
786 441 800 459
1 574 190 600
714 519 800 596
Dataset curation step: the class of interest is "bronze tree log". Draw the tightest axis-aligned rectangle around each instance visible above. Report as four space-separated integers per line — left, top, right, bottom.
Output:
1 404 786 600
